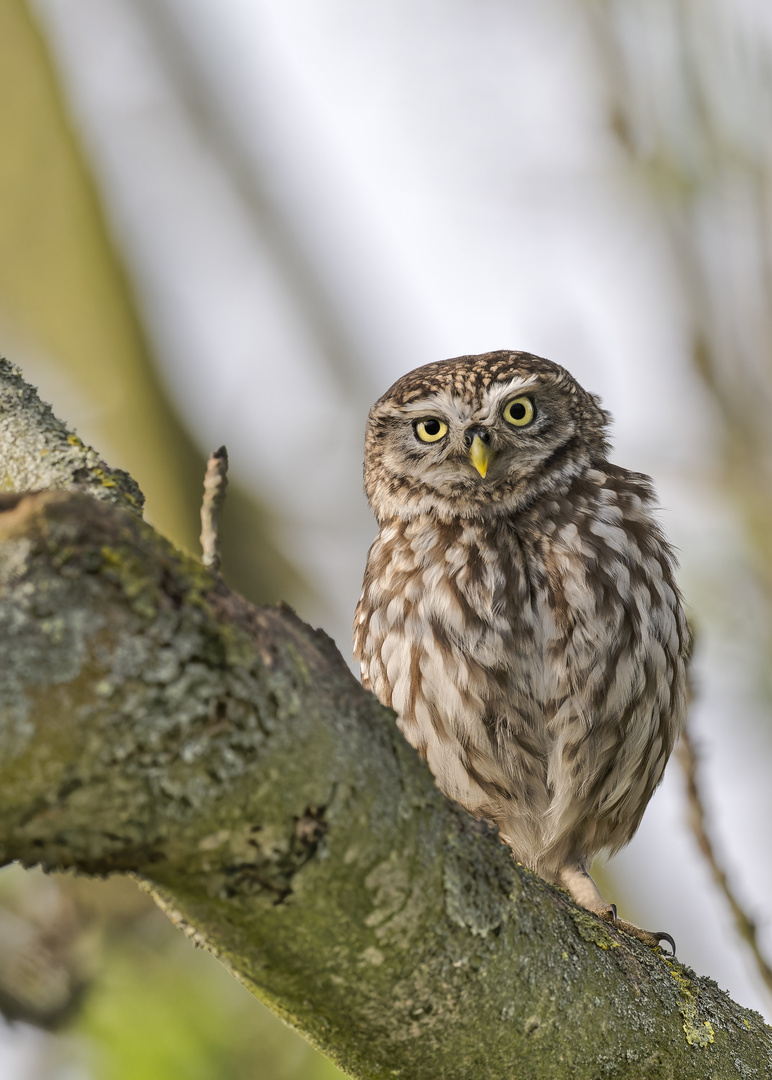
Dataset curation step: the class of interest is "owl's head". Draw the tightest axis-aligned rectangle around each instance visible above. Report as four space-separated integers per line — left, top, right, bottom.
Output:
363 350 611 521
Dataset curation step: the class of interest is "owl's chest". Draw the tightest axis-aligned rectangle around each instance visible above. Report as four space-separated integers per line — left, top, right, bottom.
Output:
357 517 592 702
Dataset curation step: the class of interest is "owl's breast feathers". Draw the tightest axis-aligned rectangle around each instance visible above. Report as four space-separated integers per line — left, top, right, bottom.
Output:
354 462 690 873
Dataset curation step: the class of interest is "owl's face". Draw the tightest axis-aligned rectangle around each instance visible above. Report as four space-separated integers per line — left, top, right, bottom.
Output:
364 351 610 521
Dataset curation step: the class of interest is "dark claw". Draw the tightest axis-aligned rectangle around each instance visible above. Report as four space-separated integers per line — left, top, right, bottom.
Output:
609 903 618 924
654 931 676 956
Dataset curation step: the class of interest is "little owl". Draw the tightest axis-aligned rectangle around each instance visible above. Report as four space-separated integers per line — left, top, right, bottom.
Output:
354 350 690 946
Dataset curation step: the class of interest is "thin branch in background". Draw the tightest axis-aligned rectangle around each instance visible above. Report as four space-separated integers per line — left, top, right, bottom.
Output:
590 0 772 598
676 719 772 997
200 445 228 572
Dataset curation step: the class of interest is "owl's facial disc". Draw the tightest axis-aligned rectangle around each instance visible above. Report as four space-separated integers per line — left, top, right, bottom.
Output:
364 353 614 521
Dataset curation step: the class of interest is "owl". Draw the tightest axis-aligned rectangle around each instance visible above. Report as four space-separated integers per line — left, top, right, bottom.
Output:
354 350 690 941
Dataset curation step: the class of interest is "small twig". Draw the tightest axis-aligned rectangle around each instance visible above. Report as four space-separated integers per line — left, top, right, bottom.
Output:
199 446 228 572
677 718 772 996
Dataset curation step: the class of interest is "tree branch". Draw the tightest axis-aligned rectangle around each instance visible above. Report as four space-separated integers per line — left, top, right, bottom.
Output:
677 721 772 995
0 357 144 515
1 363 770 1078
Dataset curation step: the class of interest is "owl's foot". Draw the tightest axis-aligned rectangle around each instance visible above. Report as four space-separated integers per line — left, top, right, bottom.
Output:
599 907 676 954
558 866 676 953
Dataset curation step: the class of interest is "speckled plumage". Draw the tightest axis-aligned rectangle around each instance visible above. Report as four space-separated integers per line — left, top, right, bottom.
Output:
354 350 690 914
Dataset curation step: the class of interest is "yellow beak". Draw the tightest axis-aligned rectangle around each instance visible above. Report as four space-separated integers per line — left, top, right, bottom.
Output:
469 434 493 478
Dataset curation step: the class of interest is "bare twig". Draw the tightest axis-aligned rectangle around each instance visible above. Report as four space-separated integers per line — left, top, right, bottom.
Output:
199 445 228 572
677 720 772 996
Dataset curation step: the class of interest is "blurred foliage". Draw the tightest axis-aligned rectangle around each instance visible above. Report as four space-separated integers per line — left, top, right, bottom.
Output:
66 891 345 1080
0 868 346 1080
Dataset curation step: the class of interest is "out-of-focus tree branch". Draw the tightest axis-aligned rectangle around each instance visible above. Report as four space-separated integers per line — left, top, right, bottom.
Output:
677 722 772 996
591 0 772 597
132 0 375 404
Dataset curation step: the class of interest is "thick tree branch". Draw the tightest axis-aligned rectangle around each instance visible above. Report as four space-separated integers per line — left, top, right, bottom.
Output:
1 365 771 1078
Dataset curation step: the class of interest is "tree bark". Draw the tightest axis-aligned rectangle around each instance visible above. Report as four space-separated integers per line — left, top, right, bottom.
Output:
0 358 770 1079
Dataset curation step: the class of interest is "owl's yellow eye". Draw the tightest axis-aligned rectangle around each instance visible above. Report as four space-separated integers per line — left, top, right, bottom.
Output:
503 396 535 427
415 418 448 443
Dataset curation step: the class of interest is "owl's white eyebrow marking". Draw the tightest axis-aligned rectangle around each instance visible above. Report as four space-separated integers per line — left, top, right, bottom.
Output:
386 376 540 422
392 391 473 420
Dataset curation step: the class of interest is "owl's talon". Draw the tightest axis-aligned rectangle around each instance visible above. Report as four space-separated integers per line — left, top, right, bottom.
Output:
609 903 618 924
653 931 677 956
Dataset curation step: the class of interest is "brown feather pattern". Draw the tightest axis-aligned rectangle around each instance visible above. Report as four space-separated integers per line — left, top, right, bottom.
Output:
354 351 690 913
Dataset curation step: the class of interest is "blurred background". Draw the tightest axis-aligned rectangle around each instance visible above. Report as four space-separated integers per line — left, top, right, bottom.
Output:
1 0 771 1074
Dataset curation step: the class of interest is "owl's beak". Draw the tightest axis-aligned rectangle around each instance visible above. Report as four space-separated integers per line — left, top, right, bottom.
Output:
469 434 493 478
